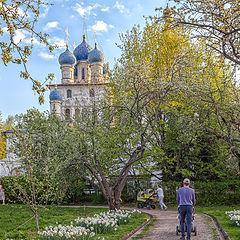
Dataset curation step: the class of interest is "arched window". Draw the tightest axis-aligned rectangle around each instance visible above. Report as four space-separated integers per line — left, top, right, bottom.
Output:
89 88 95 97
52 104 56 113
74 67 77 77
65 108 70 118
67 89 72 98
10 167 22 176
82 68 85 80
75 108 80 116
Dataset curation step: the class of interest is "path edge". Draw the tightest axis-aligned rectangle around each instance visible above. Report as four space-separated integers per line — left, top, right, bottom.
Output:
119 211 153 240
203 213 231 240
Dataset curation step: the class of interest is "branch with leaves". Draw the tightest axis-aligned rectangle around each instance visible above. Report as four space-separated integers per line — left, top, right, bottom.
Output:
0 0 56 103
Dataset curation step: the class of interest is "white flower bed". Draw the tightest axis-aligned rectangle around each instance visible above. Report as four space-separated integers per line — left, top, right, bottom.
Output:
39 209 141 239
75 209 133 234
39 224 95 239
225 210 240 227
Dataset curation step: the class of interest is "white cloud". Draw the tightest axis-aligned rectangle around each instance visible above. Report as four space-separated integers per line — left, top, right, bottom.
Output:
74 3 100 17
49 36 66 48
101 7 110 12
4 28 41 46
1 4 25 17
92 21 115 32
2 27 8 33
24 37 40 45
113 1 129 14
136 3 143 13
13 29 27 44
43 21 59 31
16 7 25 17
40 5 50 18
38 52 55 59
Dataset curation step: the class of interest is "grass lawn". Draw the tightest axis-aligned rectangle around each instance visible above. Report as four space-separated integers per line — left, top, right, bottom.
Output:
196 206 240 240
0 205 148 239
96 213 148 240
132 217 157 240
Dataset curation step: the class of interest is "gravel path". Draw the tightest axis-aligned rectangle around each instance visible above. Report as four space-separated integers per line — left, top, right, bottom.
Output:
130 209 224 240
59 205 224 240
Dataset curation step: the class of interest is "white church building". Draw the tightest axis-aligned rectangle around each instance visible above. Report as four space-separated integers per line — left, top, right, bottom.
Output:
49 34 107 119
0 33 107 177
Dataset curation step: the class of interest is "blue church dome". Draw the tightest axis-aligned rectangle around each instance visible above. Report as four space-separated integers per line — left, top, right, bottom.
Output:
73 35 93 62
58 49 76 66
88 43 104 64
49 88 63 102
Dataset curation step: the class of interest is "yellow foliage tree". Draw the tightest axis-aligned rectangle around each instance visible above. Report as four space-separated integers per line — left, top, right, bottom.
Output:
0 113 13 159
108 10 238 180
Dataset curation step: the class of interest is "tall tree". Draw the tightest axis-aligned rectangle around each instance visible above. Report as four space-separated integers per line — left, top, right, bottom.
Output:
8 109 73 233
67 19 210 209
168 0 240 65
0 112 14 159
118 13 239 180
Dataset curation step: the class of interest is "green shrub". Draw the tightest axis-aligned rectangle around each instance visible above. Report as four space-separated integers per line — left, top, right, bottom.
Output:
194 180 240 205
2 175 239 206
0 176 62 204
63 178 86 203
121 180 240 206
0 176 30 204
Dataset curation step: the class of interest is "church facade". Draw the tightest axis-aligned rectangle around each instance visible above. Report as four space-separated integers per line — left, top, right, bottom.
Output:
48 34 107 119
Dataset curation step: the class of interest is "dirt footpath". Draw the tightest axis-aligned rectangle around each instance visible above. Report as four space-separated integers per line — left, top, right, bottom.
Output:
130 209 224 240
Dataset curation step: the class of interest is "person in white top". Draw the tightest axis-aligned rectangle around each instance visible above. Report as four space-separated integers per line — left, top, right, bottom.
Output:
156 184 167 210
0 181 5 205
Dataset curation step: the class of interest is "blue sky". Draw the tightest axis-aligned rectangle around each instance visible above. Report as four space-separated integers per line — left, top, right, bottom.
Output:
0 0 168 120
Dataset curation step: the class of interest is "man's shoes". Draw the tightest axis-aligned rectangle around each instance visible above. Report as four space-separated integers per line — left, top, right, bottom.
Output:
165 207 167 211
179 237 185 240
186 238 191 240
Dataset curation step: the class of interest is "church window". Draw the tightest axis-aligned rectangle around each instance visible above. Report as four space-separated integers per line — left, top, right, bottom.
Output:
82 68 85 80
89 88 95 97
67 89 72 98
11 167 22 176
74 67 77 77
65 108 70 118
75 108 80 116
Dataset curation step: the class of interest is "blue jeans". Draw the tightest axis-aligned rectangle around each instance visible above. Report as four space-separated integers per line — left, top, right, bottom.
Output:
179 205 192 239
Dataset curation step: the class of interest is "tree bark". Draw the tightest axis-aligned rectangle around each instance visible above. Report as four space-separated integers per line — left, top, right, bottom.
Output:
34 212 39 233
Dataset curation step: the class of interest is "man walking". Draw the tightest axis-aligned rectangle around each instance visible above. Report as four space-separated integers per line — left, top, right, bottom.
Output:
177 178 195 240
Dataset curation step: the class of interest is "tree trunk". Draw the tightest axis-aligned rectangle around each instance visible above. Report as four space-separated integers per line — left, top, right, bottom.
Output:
107 196 116 210
106 190 122 210
114 191 121 210
34 212 39 233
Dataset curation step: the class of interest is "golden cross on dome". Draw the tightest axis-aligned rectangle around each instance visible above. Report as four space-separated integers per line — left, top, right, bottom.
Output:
94 28 97 47
83 15 85 35
65 27 69 49
54 76 57 88
73 41 76 49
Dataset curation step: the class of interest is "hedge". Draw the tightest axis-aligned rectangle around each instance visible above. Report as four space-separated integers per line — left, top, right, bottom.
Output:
122 180 240 206
161 180 240 206
0 176 63 204
1 176 240 206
